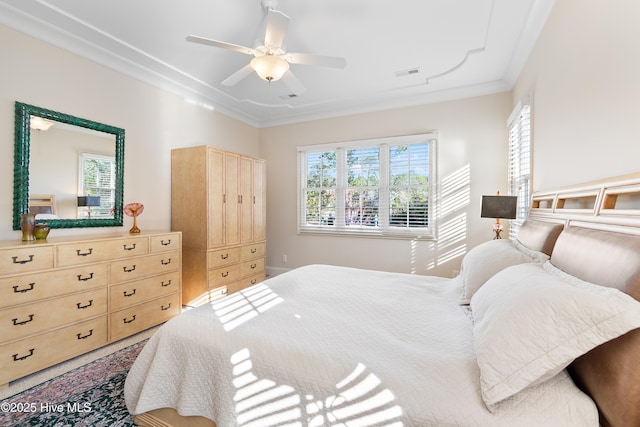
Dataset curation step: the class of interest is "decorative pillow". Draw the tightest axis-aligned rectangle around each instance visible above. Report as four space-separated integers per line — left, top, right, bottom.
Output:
459 239 548 304
471 263 640 409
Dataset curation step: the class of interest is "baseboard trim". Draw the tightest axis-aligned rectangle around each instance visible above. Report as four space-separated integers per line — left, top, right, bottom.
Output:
266 266 291 278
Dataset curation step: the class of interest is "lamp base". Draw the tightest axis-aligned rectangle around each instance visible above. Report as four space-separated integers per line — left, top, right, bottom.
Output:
492 223 503 240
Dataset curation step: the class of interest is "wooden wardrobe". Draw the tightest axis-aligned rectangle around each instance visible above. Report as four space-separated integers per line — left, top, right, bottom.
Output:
171 145 266 306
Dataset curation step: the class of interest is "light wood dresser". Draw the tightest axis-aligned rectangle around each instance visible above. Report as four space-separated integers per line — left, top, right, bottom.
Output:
0 230 181 387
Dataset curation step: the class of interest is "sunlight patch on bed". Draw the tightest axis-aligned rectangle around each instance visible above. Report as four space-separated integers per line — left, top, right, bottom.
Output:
230 349 404 426
212 284 283 331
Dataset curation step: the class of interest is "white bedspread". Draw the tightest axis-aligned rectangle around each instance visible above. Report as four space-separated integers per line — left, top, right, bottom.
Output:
125 264 598 426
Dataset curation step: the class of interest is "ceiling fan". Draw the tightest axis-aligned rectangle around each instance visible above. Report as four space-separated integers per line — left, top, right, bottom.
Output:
186 0 347 95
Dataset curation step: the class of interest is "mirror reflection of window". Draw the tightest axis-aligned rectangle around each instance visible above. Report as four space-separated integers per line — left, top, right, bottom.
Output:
78 153 116 219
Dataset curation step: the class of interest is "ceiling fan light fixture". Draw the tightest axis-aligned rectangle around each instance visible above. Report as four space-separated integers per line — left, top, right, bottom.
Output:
251 54 289 82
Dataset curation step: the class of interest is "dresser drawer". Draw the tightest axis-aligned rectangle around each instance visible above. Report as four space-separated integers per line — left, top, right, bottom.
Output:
111 271 181 311
110 251 180 284
209 264 240 288
240 257 265 278
150 233 181 253
240 242 265 261
239 272 265 290
0 316 107 386
0 245 54 276
0 263 108 309
57 236 149 267
208 247 240 268
0 288 107 343
110 293 180 341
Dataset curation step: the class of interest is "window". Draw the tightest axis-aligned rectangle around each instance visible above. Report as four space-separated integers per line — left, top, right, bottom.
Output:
507 101 531 237
79 153 116 218
298 134 436 238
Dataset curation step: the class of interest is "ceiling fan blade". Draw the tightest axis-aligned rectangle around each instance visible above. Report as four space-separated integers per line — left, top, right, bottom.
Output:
281 70 306 95
284 52 347 69
221 64 255 86
186 35 254 55
264 9 289 49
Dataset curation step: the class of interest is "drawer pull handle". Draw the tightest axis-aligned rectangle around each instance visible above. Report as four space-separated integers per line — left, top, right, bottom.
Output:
12 314 34 326
13 282 35 293
76 248 93 257
13 349 34 361
123 315 136 324
77 273 94 282
12 255 34 264
123 265 136 273
161 303 172 311
221 271 229 278
251 248 257 254
161 280 172 287
123 243 137 251
77 329 94 340
221 253 229 260
161 239 171 246
251 263 257 269
161 258 171 265
222 288 228 295
76 300 93 309
251 279 257 284
123 289 137 297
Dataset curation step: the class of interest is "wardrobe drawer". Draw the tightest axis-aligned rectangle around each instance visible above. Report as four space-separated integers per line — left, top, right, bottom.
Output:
240 242 265 261
110 293 180 341
0 245 54 276
111 271 181 311
150 233 181 253
209 264 240 288
110 251 180 284
208 247 240 268
0 316 107 386
0 288 107 343
57 236 149 267
0 263 108 309
240 257 265 278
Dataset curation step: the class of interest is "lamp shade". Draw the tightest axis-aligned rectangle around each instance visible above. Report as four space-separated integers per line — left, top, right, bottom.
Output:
481 195 517 219
250 55 289 82
77 196 101 207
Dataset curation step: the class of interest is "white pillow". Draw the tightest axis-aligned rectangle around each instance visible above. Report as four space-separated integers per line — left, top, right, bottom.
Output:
471 263 640 409
459 239 548 304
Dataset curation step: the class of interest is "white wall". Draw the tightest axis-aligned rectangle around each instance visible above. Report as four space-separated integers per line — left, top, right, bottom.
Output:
513 0 640 191
0 24 259 241
260 93 512 277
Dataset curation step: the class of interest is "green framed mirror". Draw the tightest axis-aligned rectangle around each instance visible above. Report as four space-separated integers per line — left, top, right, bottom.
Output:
13 102 125 230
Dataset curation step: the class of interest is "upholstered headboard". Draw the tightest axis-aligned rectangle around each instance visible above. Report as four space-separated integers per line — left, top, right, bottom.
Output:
527 173 640 427
515 219 563 255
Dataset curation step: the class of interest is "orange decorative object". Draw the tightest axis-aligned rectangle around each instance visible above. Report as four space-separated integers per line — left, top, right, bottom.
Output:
124 202 144 234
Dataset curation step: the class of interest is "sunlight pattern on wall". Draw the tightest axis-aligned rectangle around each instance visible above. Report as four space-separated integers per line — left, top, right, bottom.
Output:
212 284 283 331
231 348 403 427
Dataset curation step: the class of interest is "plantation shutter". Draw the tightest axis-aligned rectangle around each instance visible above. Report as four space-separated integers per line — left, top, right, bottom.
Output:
507 102 531 238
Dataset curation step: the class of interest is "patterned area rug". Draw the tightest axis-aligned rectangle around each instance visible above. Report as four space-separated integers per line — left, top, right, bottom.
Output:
0 339 147 427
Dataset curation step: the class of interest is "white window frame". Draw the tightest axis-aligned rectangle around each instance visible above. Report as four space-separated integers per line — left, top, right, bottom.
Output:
78 152 116 218
297 133 437 239
507 100 531 238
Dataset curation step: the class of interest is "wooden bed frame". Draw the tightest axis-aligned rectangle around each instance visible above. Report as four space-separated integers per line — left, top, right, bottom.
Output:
134 172 640 427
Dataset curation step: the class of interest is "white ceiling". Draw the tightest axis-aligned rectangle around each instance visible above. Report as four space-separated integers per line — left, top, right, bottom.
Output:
0 0 555 128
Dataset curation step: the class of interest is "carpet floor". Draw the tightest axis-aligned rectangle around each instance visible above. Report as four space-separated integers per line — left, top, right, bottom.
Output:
0 339 147 427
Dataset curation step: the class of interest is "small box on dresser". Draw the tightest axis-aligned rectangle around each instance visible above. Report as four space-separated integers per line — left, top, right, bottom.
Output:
0 231 181 388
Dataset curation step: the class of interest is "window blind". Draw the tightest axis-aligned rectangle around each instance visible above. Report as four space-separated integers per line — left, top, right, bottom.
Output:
507 102 531 237
298 133 436 238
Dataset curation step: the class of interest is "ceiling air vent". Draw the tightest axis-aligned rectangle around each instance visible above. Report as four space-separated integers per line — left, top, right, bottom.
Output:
279 94 299 100
395 67 421 78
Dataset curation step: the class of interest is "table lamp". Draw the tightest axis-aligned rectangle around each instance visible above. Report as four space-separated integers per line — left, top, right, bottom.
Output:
481 192 517 239
78 196 101 219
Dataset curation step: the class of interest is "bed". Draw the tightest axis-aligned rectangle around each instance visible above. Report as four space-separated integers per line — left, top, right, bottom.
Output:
125 174 640 427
